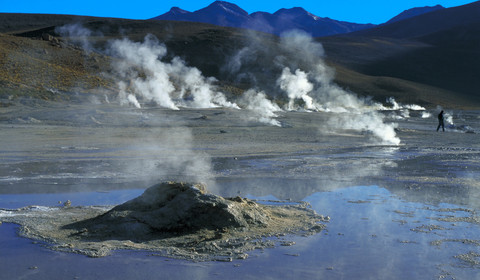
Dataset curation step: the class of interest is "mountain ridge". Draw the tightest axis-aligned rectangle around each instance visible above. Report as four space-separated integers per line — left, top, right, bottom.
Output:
152 1 456 37
152 1 375 37
323 1 480 103
354 1 480 39
385 5 445 25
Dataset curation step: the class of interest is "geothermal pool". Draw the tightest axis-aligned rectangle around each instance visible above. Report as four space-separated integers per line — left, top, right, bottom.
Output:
1 102 480 279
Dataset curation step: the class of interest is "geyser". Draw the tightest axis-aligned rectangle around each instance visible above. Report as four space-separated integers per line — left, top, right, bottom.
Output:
109 35 239 110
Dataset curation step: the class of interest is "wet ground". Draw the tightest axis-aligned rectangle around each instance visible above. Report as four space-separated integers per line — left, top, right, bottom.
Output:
1 100 480 279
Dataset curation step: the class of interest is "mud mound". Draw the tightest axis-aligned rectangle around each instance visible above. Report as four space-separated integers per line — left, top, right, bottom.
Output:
0 182 326 260
67 182 271 240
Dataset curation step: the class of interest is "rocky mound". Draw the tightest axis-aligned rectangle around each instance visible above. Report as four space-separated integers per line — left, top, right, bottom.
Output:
0 182 326 260
67 182 271 240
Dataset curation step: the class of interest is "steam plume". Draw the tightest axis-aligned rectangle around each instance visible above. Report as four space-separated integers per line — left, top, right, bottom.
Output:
58 24 404 144
55 23 97 53
238 89 282 126
122 127 215 187
108 35 239 110
274 30 400 145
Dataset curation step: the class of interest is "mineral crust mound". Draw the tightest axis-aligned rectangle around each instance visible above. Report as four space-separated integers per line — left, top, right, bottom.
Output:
1 182 326 260
68 182 271 240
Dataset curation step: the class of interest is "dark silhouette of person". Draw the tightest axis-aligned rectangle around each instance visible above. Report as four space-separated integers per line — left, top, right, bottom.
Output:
437 110 445 132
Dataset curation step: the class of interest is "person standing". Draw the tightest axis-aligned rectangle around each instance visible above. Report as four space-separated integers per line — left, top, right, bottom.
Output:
437 110 445 132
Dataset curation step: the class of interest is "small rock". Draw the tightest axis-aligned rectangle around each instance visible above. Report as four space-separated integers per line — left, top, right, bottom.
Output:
319 215 330 222
285 253 300 257
280 241 296 246
41 33 53 41
236 253 248 260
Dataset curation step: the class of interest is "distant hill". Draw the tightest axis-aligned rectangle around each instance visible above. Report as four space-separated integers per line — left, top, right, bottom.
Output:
355 1 480 39
385 5 445 24
152 1 375 37
322 1 480 105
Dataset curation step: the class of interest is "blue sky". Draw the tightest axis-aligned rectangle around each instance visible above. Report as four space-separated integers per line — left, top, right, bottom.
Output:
0 0 475 24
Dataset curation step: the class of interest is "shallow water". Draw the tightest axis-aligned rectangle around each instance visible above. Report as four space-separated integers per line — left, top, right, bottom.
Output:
1 103 480 279
2 185 480 279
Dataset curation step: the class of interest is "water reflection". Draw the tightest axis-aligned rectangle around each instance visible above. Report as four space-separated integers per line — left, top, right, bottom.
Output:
303 185 480 279
1 185 480 279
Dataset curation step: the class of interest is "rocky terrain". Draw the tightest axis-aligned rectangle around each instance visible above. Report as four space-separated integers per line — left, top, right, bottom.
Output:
0 32 113 103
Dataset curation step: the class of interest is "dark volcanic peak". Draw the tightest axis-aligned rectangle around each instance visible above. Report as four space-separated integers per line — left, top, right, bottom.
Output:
152 1 374 37
385 5 445 24
154 1 250 28
168 7 190 16
156 7 191 20
202 1 249 17
273 7 318 18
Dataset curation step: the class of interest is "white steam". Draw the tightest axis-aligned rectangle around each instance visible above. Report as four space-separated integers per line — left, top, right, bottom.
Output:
382 97 426 111
106 32 411 144
327 112 399 145
120 127 215 188
277 67 317 111
421 111 432 118
55 23 97 53
108 34 286 126
238 89 282 126
59 25 407 144
109 35 239 110
274 30 401 145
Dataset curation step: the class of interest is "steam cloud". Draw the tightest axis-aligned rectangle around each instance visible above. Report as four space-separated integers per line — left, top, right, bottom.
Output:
108 35 238 110
220 30 404 144
106 31 413 144
55 23 97 53
237 89 282 126
59 25 411 144
273 31 401 145
122 127 215 188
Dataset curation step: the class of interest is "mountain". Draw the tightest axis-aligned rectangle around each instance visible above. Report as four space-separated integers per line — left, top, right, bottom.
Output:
355 1 480 39
385 5 445 24
152 1 375 37
158 1 250 27
322 1 480 104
